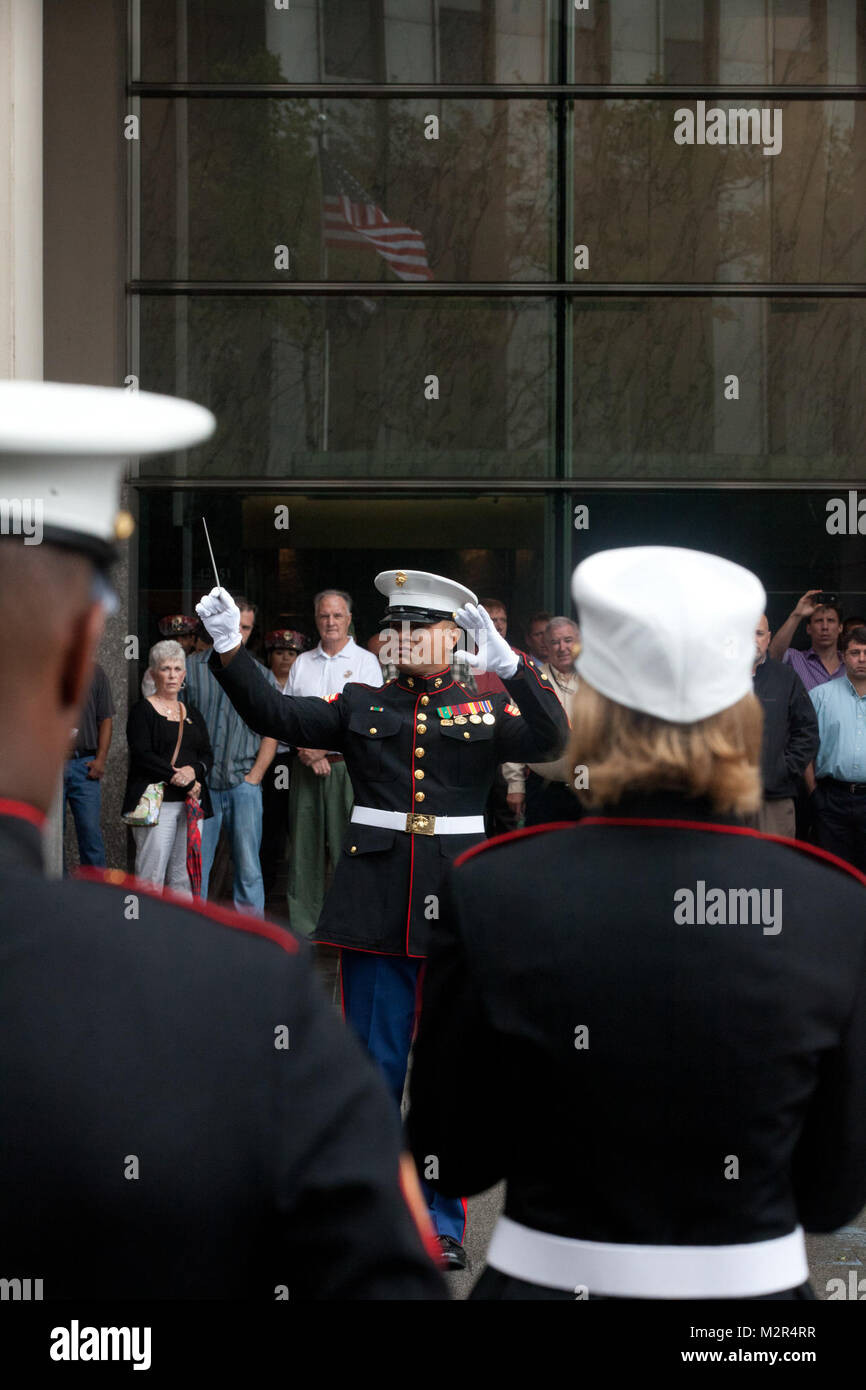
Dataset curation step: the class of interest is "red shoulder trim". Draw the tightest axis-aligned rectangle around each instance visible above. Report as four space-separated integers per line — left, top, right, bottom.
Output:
517 655 561 696
455 821 578 869
0 798 46 830
74 867 299 953
577 816 866 890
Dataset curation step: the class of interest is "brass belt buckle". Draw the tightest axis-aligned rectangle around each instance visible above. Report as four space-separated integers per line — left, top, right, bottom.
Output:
405 812 436 835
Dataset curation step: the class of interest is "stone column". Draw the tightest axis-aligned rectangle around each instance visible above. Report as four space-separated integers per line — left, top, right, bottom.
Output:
0 0 43 380
43 0 128 875
0 3 58 872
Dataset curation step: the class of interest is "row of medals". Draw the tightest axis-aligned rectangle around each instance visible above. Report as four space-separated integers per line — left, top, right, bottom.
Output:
439 713 496 726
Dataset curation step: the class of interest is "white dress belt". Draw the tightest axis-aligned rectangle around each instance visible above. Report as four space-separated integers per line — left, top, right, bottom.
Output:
486 1216 809 1299
350 806 485 836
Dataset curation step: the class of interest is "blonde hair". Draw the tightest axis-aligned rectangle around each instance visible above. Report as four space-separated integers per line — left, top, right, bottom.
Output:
566 682 763 816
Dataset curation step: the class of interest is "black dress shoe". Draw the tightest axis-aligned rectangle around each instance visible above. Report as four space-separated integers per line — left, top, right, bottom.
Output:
437 1234 468 1272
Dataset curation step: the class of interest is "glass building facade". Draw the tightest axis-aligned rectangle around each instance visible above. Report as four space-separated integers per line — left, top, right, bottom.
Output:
128 0 866 645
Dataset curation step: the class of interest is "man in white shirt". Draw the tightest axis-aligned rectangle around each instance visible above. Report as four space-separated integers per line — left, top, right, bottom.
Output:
285 590 383 935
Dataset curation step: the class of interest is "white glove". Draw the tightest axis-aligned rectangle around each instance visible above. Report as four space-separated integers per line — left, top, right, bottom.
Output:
196 586 242 654
454 603 519 680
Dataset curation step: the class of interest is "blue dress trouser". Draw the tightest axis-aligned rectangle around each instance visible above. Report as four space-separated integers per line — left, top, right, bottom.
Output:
339 948 466 1244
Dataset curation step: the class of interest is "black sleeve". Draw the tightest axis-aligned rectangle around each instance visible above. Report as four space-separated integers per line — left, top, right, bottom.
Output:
406 867 505 1199
209 646 345 749
784 670 819 779
494 657 570 763
792 932 866 1231
126 701 177 784
282 950 447 1299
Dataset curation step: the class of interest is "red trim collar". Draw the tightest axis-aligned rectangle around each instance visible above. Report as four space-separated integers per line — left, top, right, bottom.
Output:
577 815 866 888
457 814 866 891
0 798 47 831
395 670 454 695
75 867 299 952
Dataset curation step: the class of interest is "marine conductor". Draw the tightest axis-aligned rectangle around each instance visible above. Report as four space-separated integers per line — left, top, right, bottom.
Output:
197 571 567 1268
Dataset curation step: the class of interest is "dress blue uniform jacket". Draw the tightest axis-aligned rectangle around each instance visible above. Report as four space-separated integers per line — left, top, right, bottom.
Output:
0 803 445 1300
408 793 866 1297
209 646 568 956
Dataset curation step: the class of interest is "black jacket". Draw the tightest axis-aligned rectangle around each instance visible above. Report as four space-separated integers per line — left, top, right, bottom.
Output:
753 657 818 799
209 646 567 955
408 793 866 1294
124 698 214 818
0 805 445 1300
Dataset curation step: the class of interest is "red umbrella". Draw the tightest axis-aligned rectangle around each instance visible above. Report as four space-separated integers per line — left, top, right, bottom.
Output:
185 796 204 898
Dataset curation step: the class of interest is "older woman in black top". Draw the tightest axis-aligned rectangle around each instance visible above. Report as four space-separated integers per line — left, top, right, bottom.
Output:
124 639 213 894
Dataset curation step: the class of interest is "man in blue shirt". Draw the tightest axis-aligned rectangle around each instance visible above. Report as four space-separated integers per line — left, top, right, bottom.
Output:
809 626 866 871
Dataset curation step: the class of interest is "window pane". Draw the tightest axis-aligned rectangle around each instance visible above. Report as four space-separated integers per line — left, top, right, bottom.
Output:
572 0 865 84
138 0 556 84
138 295 555 478
569 489 866 621
139 98 555 281
571 298 866 481
138 490 546 649
572 99 866 283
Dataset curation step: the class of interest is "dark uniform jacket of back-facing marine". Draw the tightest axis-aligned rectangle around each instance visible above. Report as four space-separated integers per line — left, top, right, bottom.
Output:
0 803 445 1300
408 794 866 1299
209 646 567 956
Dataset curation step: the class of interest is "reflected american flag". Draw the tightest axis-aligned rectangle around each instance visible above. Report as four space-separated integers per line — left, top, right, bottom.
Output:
320 150 433 283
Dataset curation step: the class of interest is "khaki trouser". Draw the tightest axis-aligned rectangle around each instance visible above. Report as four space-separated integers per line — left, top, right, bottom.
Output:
755 798 796 838
287 759 353 937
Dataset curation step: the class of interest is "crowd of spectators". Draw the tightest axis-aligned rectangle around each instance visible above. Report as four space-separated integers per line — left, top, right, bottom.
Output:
63 582 866 915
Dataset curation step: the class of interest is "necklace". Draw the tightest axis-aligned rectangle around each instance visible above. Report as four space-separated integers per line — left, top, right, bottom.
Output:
153 697 180 720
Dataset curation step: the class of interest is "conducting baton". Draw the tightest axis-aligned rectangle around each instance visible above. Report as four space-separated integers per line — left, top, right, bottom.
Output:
202 516 220 590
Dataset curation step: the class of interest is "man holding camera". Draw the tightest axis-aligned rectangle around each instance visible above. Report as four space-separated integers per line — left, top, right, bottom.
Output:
768 589 845 693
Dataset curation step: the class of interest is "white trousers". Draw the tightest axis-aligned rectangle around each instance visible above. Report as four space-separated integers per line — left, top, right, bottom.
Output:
132 801 191 897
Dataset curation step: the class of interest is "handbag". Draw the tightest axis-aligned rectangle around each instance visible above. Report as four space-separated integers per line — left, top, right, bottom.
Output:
122 703 187 826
